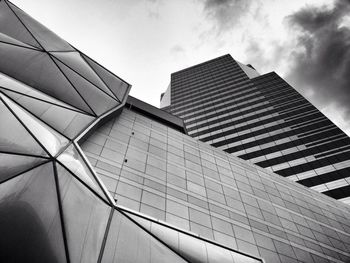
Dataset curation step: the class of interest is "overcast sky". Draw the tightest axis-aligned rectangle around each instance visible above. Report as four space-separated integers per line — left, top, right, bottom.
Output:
11 0 350 135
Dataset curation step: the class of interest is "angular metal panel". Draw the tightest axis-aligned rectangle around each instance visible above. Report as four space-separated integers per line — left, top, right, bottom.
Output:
0 162 67 263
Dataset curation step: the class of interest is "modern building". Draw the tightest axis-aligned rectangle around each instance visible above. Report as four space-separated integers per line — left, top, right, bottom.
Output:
160 55 350 204
1 1 350 263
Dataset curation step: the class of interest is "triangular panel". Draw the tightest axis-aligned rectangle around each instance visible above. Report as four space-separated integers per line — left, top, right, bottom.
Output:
101 209 187 263
0 1 40 48
0 152 47 183
82 54 129 102
0 72 85 112
54 57 119 116
57 144 109 201
0 43 93 114
61 112 96 139
51 51 117 99
0 32 39 49
1 94 69 156
56 163 111 263
6 1 74 51
0 162 67 262
1 88 95 139
127 211 263 263
128 213 207 263
0 97 47 156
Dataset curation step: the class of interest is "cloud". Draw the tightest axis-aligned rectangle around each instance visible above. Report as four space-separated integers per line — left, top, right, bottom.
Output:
202 0 257 33
145 0 161 19
170 45 187 60
244 38 284 73
285 0 350 134
148 10 160 19
170 45 185 54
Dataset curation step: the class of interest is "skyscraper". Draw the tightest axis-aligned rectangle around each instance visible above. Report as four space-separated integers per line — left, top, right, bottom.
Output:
1 1 350 262
161 54 350 204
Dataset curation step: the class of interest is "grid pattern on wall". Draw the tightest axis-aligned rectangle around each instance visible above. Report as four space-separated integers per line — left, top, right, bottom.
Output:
161 55 350 204
81 107 350 263
1 1 261 262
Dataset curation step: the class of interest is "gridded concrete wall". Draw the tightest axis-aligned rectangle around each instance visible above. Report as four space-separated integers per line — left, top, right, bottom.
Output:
81 108 350 263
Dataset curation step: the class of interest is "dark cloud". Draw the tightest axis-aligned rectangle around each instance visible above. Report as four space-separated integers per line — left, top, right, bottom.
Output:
202 0 256 33
285 0 350 130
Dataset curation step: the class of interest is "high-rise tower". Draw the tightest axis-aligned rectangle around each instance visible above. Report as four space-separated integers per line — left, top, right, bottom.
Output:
161 54 350 204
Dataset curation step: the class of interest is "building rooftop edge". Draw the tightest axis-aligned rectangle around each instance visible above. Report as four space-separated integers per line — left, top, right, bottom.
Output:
126 96 186 133
170 54 232 76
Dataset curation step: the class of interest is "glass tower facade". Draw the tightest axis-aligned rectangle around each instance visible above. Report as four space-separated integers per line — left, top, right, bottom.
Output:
82 102 350 262
161 55 350 204
1 1 350 262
